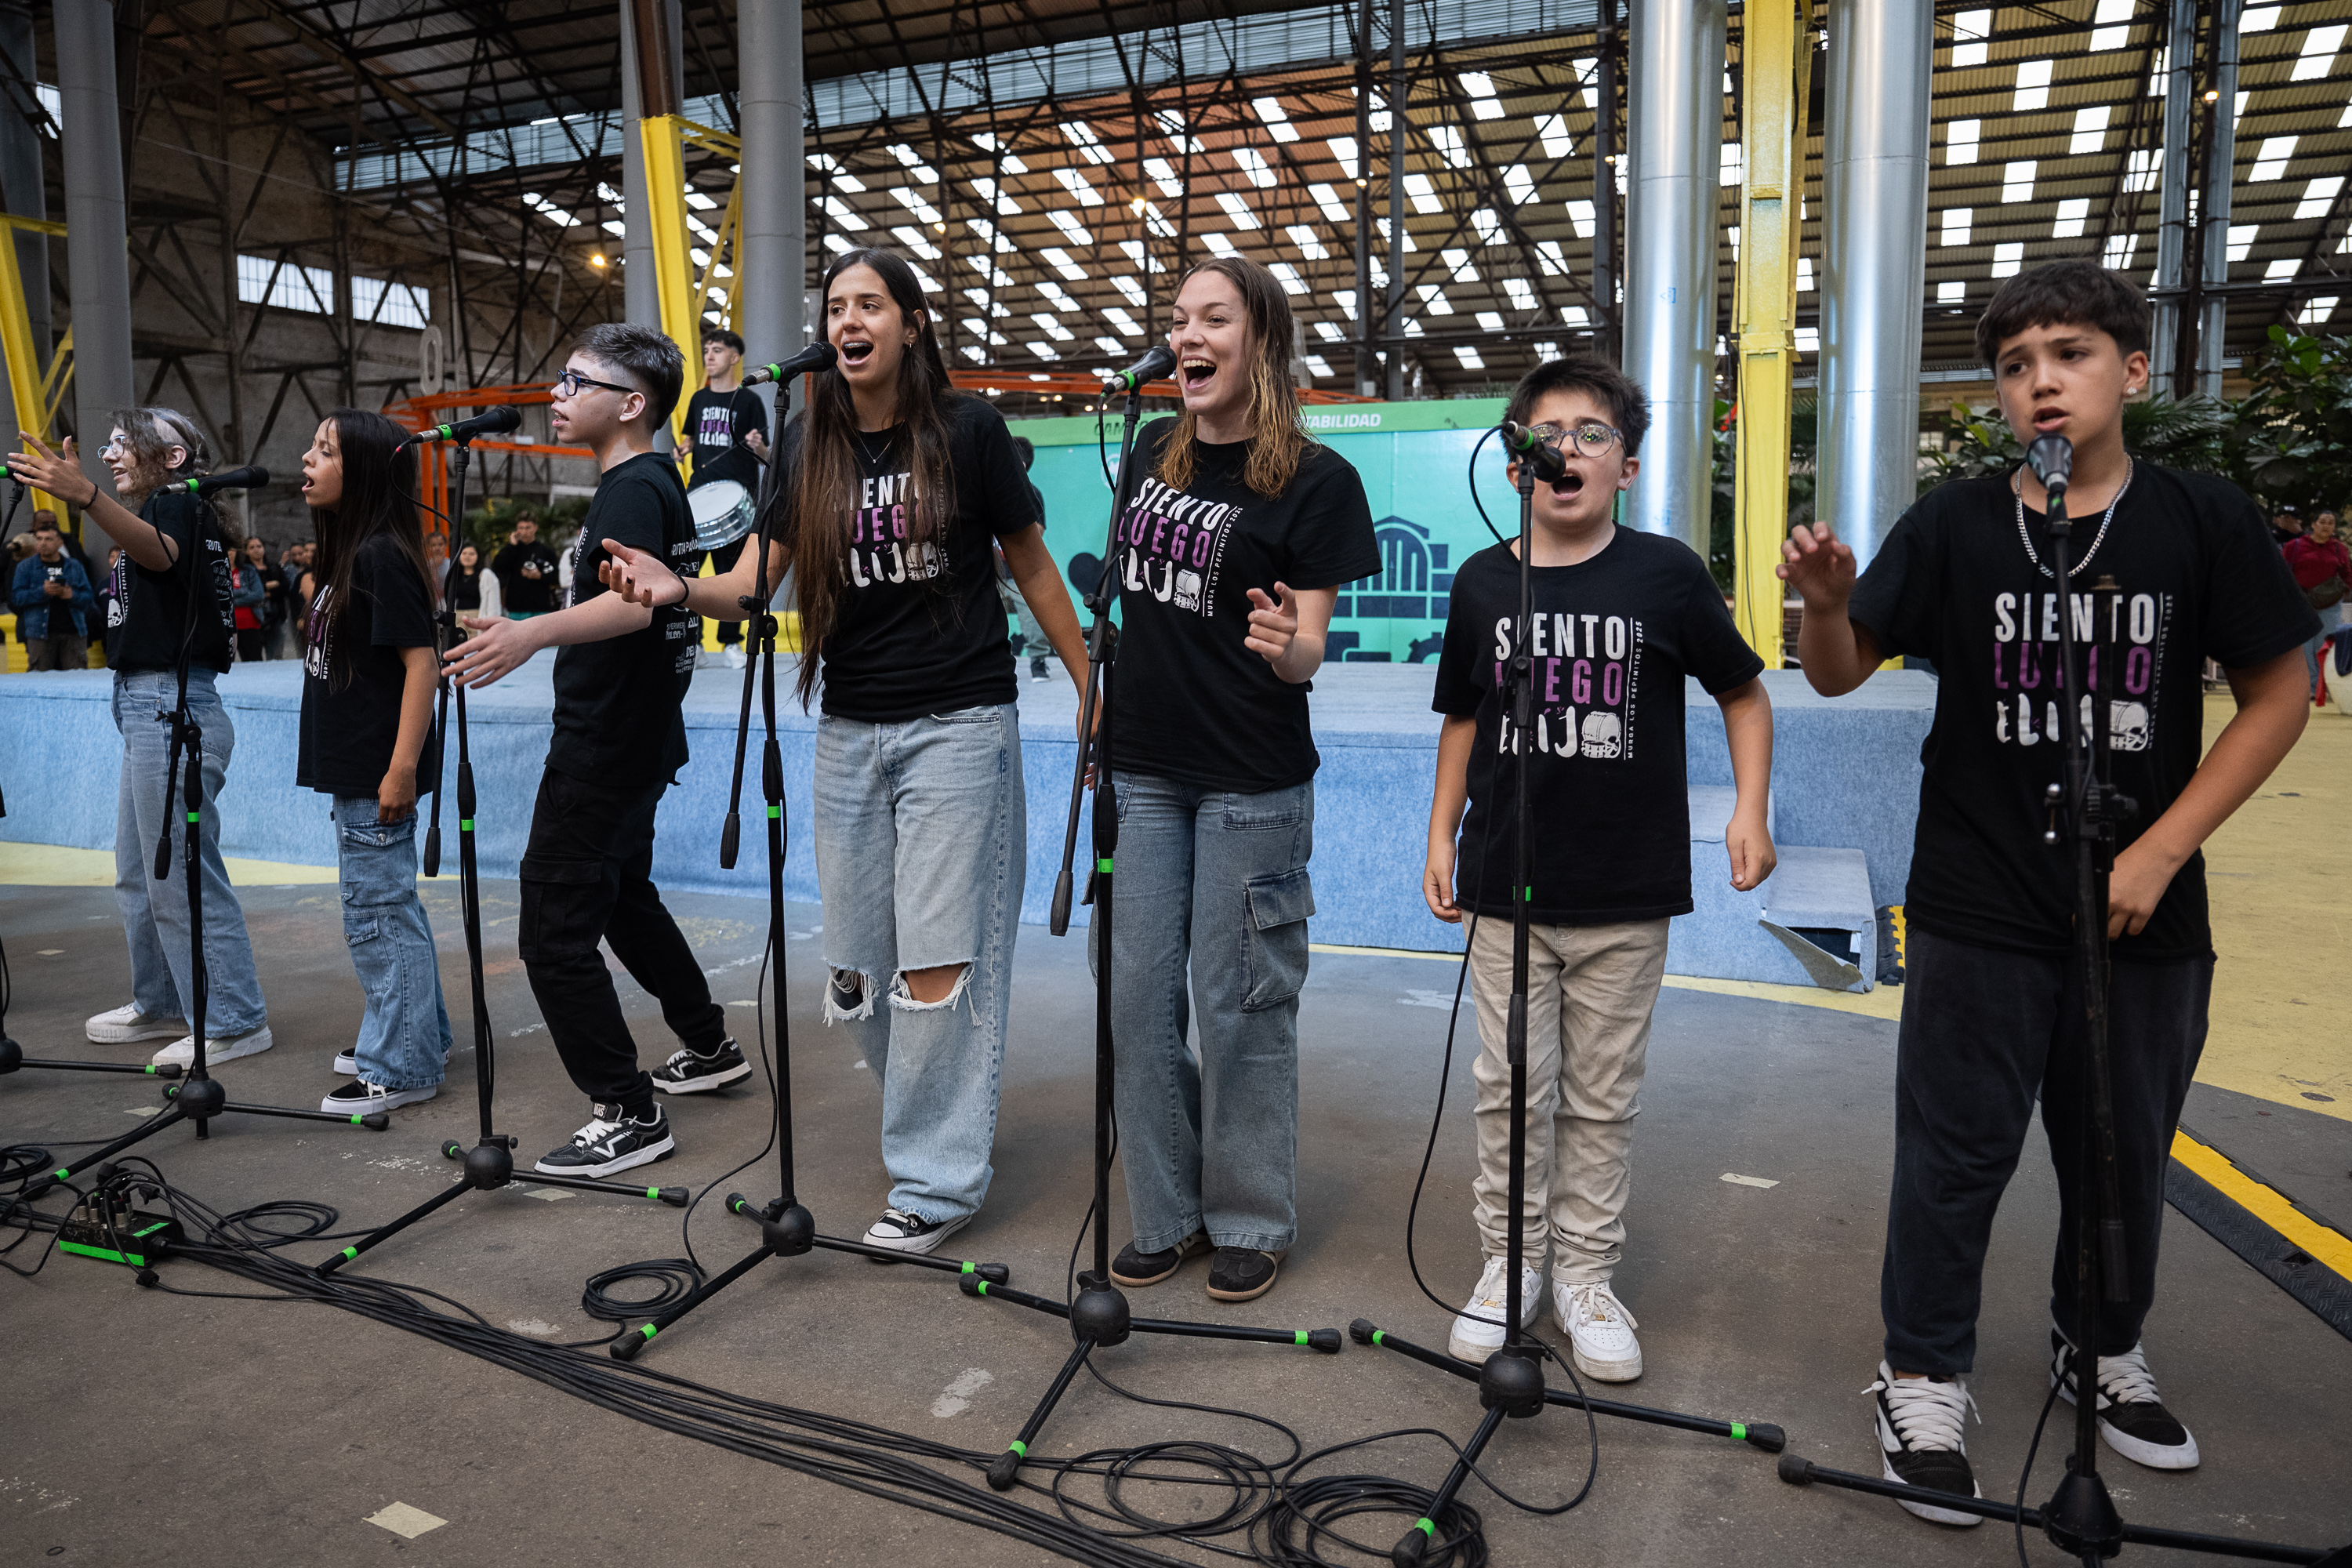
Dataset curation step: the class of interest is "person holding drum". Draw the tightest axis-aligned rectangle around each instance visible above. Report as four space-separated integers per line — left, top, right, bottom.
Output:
684 327 771 666
597 245 1087 1254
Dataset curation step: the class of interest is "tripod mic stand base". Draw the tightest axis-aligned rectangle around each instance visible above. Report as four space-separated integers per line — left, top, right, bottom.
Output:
2043 1462 2125 1561
0 1038 185 1079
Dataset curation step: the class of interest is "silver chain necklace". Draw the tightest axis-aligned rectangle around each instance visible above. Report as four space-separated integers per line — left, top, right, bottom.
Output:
854 425 897 469
2012 458 2132 579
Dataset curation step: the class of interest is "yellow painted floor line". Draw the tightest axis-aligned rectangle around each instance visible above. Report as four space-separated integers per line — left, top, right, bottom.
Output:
2172 1127 2352 1286
0 842 339 887
1308 942 1903 1020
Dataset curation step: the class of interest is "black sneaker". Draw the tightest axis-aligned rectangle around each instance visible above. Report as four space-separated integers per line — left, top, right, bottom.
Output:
1111 1230 1209 1287
1029 657 1051 682
1870 1361 1982 1526
2051 1327 2200 1470
651 1036 752 1094
534 1102 675 1178
863 1206 971 1256
319 1078 439 1116
1206 1246 1286 1302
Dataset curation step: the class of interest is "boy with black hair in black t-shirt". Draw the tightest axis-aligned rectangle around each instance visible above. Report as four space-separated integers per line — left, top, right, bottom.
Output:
445 323 740 1178
684 327 771 657
1782 260 2314 1524
1425 357 1776 1382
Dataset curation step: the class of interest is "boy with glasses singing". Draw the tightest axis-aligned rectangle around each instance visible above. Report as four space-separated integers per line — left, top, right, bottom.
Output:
1422 358 1777 1381
443 326 740 1177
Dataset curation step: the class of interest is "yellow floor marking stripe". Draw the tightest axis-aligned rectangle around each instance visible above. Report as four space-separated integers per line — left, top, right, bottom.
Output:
1308 943 1904 1020
2171 1128 2352 1285
0 842 339 887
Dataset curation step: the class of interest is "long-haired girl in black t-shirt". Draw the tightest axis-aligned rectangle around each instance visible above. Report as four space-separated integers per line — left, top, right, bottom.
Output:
1098 257 1380 1304
295 408 452 1116
598 246 1087 1256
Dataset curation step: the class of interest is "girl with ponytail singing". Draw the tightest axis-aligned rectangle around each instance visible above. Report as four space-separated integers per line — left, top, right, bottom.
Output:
601 247 1087 1254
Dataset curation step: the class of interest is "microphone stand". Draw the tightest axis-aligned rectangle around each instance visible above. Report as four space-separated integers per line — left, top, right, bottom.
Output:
25 477 387 1200
1776 446 2343 1566
318 436 688 1279
1352 436 1784 1565
605 375 1011 1363
960 375 1343 1497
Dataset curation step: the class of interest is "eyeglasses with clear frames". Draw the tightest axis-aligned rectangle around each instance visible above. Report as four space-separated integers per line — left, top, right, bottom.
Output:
1526 422 1625 458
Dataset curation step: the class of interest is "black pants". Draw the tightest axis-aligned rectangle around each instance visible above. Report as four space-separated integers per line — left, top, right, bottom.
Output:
1881 927 2211 1376
700 538 746 644
517 768 726 1118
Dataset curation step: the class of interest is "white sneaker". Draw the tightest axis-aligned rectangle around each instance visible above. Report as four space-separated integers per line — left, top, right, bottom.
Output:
1448 1255 1544 1363
1553 1279 1644 1382
1869 1361 1983 1527
88 1004 188 1044
151 1025 274 1068
724 645 747 670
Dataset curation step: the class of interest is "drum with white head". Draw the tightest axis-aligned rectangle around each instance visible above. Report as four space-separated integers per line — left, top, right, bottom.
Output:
688 478 757 551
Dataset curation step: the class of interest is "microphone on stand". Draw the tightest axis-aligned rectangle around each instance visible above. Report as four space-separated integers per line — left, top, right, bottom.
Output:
401 407 524 448
1102 344 1177 394
176 466 272 495
742 342 840 387
1501 420 1568 485
2025 434 2073 499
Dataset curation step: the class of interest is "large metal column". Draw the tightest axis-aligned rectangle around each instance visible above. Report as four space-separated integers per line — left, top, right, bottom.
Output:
1816 0 1931 570
1732 0 1809 666
55 0 131 491
0 0 49 443
1353 0 1376 396
737 0 806 441
1595 0 1620 365
622 0 691 448
2195 0 2240 397
1622 0 1725 551
1384 0 1405 401
2147 0 2196 399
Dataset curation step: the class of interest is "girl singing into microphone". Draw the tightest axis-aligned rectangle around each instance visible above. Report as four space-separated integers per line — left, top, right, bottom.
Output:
599 246 1087 1254
1101 258 1378 1303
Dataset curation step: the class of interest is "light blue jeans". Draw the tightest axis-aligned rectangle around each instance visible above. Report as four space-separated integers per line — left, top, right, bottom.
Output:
815 703 1026 1225
1103 772 1316 1255
111 670 267 1036
333 796 453 1090
2304 601 2341 696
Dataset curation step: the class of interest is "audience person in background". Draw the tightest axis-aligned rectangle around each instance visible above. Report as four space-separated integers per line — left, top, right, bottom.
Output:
5 531 31 566
229 535 270 662
10 520 96 670
5 409 274 1068
2284 509 2349 699
997 434 1055 682
250 535 292 655
274 540 309 657
2270 508 2305 548
423 529 452 615
491 512 558 619
448 539 501 628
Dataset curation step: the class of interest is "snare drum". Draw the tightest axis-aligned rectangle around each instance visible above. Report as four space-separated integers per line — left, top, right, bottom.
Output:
688 477 757 551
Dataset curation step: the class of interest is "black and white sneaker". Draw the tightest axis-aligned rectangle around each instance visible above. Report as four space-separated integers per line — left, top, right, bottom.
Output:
650 1036 752 1094
1111 1230 1210 1287
534 1103 675 1178
2051 1327 2201 1470
321 1078 440 1116
1029 657 1051 682
864 1206 971 1256
1869 1361 1983 1527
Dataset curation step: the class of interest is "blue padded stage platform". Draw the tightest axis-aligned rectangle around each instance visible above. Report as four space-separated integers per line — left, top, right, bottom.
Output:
0 661 1933 988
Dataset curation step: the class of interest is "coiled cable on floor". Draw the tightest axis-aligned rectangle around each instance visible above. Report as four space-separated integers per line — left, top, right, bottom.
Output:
581 1257 703 1327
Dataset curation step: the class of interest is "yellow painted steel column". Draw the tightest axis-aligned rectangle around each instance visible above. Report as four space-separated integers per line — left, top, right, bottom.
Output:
0 213 67 511
1731 0 1808 666
637 113 702 456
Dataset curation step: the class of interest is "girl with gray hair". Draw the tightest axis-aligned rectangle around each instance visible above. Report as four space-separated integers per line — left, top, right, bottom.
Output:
6 409 274 1067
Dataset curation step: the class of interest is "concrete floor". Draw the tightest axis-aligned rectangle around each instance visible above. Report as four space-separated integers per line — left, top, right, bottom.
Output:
2 875 2348 1567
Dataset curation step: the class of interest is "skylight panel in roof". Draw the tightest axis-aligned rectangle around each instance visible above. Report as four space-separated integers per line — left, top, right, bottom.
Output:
960 317 1007 343
1287 225 1330 261
964 256 1012 287
1048 209 1093 247
1203 232 1241 259
1991 242 2024 278
2104 233 2139 268
1534 341 1561 358
1251 97 1301 143
1269 262 1309 295
961 345 987 364
1454 346 1484 369
1145 158 1182 198
822 196 867 230
1563 306 1590 325
2090 0 2132 52
1504 278 1537 310
2069 107 2109 157
1504 165 1536 204
1042 247 1087 281
967 219 1014 254
2002 162 2035 204
1315 321 1346 343
1374 218 1417 252
1235 147 1276 190
1459 71 1504 120
1404 174 1442 215
1476 311 1504 332
971 178 1019 216
1798 256 1815 290
1062 122 1116 165
891 226 941 260
684 189 717 211
1217 192 1261 230
1311 183 1351 222
1418 285 1454 314
1939 280 1965 303
1032 314 1073 341
1029 342 1061 360
1721 142 1742 186
524 193 579 227
2014 60 2052 113
1039 281 1081 312
1334 287 1359 318
1951 9 1991 67
2297 177 2344 220
2226 225 2256 263
1330 136 1360 181
1152 111 1204 155
1537 114 1573 159
2303 296 2339 324
1056 168 1104 206
2250 136 2297 180
1303 354 1334 379
1431 125 1470 171
2243 5 2281 29
823 234 854 256
1105 307 1142 335
1443 247 1477 281
1535 241 1566 278
1941 208 1973 246
2124 149 2159 194
1947 118 1980 165
2053 198 2089 239
2265 259 2299 281
1570 59 1599 109
1096 336 1127 354
1110 273 1148 306
2293 25 2347 81
891 188 942 225
1566 199 1596 238
889 145 938 182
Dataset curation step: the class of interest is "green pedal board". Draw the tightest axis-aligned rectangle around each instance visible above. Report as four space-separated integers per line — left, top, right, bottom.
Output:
57 1204 182 1269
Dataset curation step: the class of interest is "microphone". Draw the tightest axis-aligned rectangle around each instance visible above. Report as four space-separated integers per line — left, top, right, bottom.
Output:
742 342 840 387
2025 434 2073 499
1102 344 1177 394
176 466 270 495
1501 421 1567 485
402 407 524 448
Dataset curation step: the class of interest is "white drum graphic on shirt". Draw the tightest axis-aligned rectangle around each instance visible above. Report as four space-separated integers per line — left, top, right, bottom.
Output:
1488 611 1643 761
845 467 946 586
1117 474 1236 617
1988 588 2168 751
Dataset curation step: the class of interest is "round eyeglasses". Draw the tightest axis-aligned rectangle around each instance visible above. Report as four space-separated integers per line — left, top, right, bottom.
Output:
1526 422 1625 457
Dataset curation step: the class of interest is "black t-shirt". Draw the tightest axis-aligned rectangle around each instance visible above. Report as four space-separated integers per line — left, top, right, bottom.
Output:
1849 466 2317 962
297 533 442 798
106 488 234 675
774 394 1036 723
452 565 485 612
548 453 699 787
1432 530 1763 924
1109 422 1381 794
492 539 561 613
685 387 769 494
